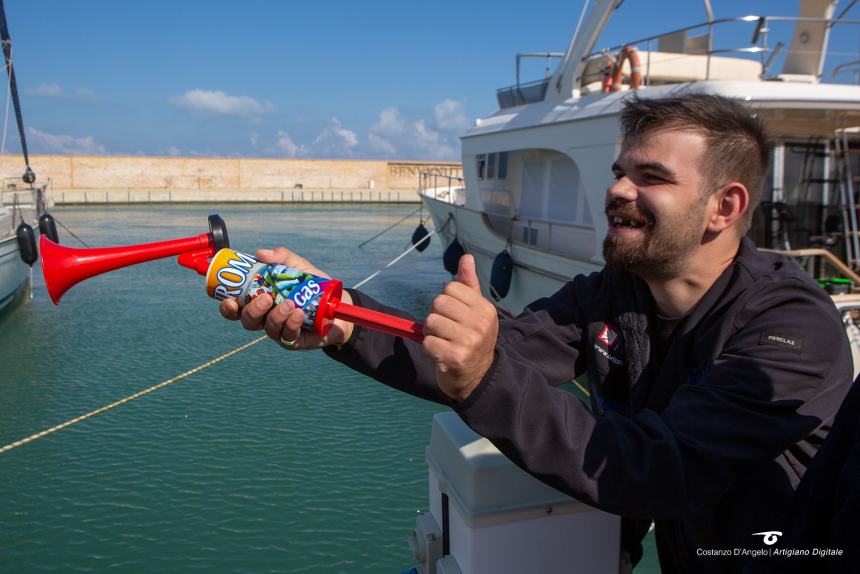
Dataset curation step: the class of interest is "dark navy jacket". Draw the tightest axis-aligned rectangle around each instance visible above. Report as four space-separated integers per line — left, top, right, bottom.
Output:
747 377 860 573
325 237 853 572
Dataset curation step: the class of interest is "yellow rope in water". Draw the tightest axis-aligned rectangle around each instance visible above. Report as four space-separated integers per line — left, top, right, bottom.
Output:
0 335 268 454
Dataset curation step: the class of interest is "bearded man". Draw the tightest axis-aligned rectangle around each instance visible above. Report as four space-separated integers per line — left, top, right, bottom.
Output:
221 94 853 572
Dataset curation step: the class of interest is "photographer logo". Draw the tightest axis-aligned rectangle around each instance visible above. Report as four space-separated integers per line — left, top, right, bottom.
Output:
752 531 783 546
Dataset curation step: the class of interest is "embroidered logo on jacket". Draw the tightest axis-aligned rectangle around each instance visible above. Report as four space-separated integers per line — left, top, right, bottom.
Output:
759 331 803 353
594 323 624 366
598 324 620 349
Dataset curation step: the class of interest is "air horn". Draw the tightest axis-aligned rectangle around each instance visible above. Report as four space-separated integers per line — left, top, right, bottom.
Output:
40 214 230 304
39 214 424 341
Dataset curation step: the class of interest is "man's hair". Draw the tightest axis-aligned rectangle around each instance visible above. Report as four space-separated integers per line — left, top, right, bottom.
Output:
619 94 771 233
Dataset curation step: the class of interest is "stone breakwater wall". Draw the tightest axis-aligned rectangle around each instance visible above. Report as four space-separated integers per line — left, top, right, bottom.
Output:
0 155 462 204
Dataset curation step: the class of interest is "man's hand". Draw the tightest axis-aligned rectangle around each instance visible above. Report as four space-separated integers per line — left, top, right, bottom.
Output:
422 255 499 402
219 247 353 350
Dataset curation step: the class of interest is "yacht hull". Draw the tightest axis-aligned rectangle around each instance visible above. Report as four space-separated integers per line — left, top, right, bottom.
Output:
0 233 28 312
422 195 601 316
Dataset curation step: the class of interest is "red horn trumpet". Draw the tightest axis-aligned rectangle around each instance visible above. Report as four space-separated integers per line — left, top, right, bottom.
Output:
40 214 229 304
39 214 425 341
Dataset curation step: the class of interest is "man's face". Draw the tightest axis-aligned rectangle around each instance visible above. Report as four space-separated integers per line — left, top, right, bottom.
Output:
603 128 712 280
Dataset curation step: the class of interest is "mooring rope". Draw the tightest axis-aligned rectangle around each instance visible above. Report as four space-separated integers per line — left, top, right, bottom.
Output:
0 223 439 454
357 206 421 248
353 230 435 289
51 215 91 248
0 336 267 454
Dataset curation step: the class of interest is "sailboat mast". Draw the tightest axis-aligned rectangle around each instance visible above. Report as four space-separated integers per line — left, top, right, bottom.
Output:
0 0 35 184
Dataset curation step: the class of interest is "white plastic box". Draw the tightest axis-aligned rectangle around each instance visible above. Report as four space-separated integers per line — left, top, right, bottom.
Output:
408 412 621 574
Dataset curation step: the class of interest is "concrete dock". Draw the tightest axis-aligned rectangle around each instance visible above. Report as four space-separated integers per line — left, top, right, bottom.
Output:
0 155 462 204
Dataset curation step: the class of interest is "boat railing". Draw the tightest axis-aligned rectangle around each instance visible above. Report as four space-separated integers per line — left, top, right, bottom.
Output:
0 178 47 214
588 15 860 87
496 52 564 108
831 59 860 82
761 247 860 291
497 14 860 106
419 170 466 206
480 211 595 260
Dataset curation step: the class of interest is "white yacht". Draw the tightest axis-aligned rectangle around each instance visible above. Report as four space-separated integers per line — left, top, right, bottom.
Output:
420 0 860 319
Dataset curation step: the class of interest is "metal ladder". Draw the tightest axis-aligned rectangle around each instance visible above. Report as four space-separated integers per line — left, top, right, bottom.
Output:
836 129 860 269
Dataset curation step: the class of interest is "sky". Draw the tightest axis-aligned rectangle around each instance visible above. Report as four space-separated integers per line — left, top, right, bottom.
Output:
1 0 858 161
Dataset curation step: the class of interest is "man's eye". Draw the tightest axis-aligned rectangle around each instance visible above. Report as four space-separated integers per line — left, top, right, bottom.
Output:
643 173 666 183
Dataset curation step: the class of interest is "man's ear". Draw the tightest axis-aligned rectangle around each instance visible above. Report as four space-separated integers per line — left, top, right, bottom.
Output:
707 182 749 233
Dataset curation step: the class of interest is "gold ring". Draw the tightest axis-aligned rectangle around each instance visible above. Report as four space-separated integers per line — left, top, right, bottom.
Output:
279 334 300 349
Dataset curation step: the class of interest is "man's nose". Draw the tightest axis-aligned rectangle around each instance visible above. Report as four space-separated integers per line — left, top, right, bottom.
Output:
606 176 637 204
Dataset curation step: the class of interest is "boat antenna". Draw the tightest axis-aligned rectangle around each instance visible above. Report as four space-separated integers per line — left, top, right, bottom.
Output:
0 0 35 185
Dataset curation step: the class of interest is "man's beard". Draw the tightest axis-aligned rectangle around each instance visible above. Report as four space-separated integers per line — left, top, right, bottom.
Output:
602 198 707 280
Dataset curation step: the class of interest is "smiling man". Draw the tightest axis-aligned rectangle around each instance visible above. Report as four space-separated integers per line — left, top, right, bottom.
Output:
221 94 854 572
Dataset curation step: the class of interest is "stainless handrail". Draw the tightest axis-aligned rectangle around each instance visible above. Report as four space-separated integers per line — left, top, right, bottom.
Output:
580 15 860 84
832 60 860 80
498 13 860 98
761 247 860 286
515 52 564 102
419 170 465 205
588 16 860 60
588 15 760 57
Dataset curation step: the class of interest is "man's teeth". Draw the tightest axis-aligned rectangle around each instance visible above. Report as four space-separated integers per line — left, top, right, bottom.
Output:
612 216 644 228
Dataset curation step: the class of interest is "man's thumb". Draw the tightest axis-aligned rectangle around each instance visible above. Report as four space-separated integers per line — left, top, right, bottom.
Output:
457 254 481 292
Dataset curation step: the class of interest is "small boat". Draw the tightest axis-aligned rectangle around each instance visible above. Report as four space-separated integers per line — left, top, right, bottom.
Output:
0 181 46 312
0 0 52 314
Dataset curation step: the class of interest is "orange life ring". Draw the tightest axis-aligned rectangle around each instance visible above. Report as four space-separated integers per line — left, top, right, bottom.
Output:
608 46 642 93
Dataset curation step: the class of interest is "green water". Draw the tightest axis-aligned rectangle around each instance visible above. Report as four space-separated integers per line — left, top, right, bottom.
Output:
0 204 659 573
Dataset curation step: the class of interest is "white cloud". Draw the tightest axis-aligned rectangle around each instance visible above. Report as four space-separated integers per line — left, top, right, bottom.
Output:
169 89 275 117
368 105 458 160
415 119 456 159
263 102 464 160
249 133 259 147
73 88 99 102
275 130 306 157
25 84 99 102
434 99 469 131
27 83 63 97
163 146 224 157
309 118 359 158
368 133 397 156
28 127 106 155
375 107 406 136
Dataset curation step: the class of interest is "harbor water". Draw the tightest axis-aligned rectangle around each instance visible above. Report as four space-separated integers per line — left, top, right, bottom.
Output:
0 204 659 573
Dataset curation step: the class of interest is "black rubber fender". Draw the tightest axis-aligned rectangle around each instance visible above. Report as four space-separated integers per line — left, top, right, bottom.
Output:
442 238 465 275
412 223 431 252
39 213 60 243
490 250 513 300
16 222 38 266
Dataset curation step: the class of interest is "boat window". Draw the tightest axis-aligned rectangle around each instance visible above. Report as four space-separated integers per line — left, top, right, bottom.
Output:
476 155 486 180
487 153 496 179
498 152 508 180
520 154 591 226
480 149 596 261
